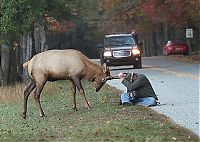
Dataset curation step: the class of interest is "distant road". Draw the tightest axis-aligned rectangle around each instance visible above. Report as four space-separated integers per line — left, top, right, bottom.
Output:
101 56 199 135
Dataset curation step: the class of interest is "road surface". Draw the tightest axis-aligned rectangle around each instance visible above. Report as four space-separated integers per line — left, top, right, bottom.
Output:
105 56 199 135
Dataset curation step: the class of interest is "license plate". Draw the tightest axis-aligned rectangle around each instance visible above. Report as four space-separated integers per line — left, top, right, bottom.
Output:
175 48 182 51
113 51 130 57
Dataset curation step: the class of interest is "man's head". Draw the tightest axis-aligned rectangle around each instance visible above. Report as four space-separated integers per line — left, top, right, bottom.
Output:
117 72 139 82
131 29 137 34
131 73 138 82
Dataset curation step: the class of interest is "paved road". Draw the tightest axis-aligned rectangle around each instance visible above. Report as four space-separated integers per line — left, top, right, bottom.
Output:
104 56 199 135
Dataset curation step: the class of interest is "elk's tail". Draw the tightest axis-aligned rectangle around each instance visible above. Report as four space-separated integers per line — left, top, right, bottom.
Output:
23 61 30 68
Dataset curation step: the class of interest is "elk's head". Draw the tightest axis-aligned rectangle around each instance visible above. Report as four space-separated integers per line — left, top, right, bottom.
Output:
94 63 111 92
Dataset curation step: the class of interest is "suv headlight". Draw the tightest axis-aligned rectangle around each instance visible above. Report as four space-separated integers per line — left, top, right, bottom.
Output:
132 48 140 55
104 51 112 57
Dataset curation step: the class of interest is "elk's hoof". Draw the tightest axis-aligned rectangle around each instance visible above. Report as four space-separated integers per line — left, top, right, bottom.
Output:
84 102 92 109
72 107 78 111
40 114 46 118
22 112 26 119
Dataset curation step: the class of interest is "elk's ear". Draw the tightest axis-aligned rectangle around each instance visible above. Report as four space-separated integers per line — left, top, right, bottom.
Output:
102 63 108 73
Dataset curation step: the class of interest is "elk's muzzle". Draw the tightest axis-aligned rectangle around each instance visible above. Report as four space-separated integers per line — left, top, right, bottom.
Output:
95 76 119 92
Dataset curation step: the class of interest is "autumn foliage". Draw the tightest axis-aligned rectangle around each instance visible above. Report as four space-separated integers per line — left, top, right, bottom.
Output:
100 0 200 31
45 15 75 32
140 0 200 27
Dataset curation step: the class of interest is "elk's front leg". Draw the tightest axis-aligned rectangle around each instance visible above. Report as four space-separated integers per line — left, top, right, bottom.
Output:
70 81 78 111
71 76 91 109
80 89 91 109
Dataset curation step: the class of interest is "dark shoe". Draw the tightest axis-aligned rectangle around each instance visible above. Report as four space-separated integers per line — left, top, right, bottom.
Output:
122 102 132 106
119 100 122 105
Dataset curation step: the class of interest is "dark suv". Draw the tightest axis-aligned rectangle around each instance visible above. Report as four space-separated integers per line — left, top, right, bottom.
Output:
99 34 142 69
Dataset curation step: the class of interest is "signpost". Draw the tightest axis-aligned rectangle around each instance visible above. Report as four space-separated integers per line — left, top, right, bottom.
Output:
186 28 193 55
186 28 193 38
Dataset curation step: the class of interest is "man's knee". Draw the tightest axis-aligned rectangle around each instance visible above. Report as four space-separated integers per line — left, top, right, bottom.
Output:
120 93 133 105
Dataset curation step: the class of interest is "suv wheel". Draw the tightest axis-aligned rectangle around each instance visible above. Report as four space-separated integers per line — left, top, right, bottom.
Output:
133 60 142 69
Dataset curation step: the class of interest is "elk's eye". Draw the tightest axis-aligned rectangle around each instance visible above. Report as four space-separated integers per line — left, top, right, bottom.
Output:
102 78 106 82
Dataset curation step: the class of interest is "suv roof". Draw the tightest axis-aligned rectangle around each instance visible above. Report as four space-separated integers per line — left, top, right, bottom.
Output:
105 33 132 38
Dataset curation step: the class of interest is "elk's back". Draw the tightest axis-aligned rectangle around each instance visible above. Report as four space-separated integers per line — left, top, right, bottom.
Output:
28 49 86 79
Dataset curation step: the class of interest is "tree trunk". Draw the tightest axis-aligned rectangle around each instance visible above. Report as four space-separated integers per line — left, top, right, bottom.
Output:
34 24 47 53
152 31 157 56
155 23 165 55
15 46 23 82
38 24 46 52
1 44 11 84
0 64 3 85
149 32 153 56
9 44 17 83
0 44 4 85
31 26 36 57
164 21 170 42
141 39 146 56
21 36 32 80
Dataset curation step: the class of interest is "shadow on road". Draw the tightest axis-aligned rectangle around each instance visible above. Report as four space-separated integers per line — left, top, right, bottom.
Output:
109 67 133 71
109 66 155 71
109 66 154 71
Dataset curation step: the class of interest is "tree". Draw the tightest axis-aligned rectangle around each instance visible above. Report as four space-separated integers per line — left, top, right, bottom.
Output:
0 0 73 41
140 0 200 54
0 0 73 84
99 0 200 55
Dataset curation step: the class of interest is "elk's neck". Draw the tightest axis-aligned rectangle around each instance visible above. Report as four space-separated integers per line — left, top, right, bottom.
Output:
84 61 102 81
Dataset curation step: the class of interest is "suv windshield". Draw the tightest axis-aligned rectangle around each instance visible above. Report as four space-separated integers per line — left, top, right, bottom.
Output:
105 36 136 46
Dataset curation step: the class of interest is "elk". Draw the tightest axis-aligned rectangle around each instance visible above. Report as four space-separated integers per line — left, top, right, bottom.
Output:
22 49 116 119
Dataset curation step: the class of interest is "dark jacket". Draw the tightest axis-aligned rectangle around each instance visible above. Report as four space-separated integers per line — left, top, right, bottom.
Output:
132 33 138 45
121 73 158 100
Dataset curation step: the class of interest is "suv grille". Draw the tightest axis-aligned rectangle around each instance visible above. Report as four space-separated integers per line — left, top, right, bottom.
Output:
113 50 131 57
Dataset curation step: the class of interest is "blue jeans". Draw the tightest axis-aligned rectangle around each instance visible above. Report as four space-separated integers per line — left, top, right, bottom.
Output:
120 93 157 107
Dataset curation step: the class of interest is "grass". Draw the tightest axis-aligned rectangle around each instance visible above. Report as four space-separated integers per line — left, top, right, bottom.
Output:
0 80 199 142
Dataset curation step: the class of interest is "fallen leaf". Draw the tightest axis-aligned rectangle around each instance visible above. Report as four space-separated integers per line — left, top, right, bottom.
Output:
172 137 177 141
69 125 73 128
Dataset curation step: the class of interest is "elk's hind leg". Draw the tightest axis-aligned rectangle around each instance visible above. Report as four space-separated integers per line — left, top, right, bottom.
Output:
34 77 47 117
23 79 36 119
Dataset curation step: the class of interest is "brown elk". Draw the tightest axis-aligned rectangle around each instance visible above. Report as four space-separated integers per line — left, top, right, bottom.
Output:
22 49 116 119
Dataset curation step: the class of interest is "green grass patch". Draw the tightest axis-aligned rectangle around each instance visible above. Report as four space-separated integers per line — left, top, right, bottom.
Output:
0 81 199 141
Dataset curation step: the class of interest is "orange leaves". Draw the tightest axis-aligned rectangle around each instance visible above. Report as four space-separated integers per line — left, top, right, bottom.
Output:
45 15 75 32
48 20 75 32
140 0 200 27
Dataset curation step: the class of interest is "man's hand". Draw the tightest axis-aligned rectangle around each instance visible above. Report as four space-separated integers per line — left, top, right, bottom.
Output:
118 72 125 79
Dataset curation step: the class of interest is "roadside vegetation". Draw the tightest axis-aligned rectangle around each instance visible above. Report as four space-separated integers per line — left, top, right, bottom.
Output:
0 81 199 141
168 52 200 64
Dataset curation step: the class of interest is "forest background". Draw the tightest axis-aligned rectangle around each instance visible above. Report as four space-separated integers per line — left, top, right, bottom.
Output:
0 0 199 85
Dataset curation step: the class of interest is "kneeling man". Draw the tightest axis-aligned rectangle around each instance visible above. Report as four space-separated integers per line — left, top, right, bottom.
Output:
118 72 158 106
